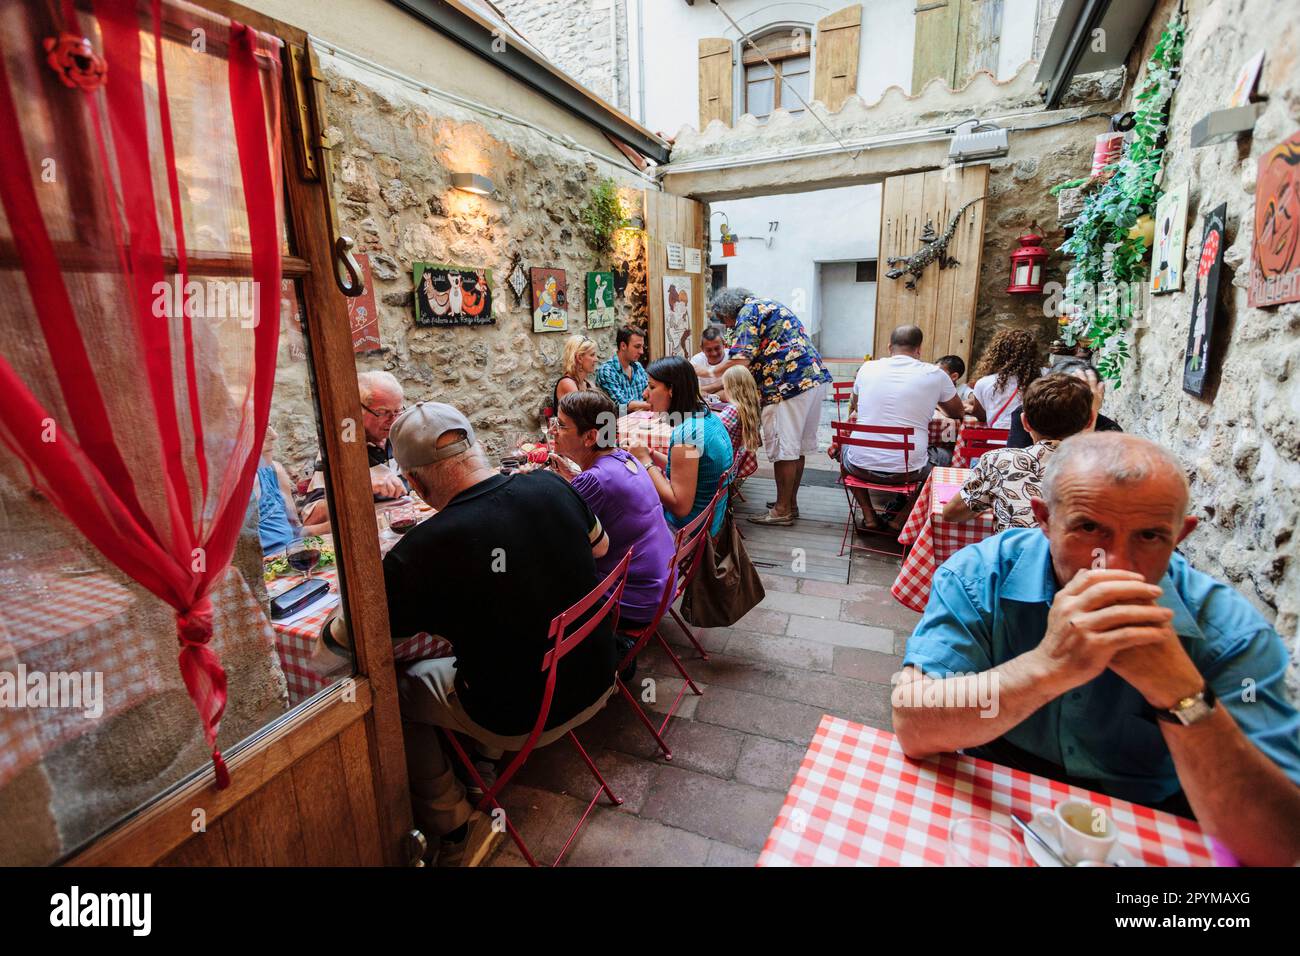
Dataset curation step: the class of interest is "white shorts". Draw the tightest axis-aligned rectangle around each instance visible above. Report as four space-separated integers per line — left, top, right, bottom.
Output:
762 382 827 462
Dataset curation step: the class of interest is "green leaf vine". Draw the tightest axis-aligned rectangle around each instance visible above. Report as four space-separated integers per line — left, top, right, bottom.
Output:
580 177 631 256
1059 11 1185 386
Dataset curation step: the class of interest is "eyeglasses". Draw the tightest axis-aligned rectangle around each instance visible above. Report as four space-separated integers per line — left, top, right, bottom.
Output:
361 402 405 421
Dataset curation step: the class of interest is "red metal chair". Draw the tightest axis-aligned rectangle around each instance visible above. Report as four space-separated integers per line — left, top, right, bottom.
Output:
441 549 634 867
957 425 1010 467
832 421 923 559
612 482 725 760
832 380 855 421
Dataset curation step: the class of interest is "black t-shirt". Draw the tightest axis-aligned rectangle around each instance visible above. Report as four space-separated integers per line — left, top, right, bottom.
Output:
382 470 615 736
1006 406 1123 449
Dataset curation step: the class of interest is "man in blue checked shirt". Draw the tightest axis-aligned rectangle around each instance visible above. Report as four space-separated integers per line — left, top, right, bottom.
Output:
594 324 650 416
894 432 1300 866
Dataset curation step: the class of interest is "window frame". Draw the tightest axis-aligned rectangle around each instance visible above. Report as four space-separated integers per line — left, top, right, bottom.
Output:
735 22 814 121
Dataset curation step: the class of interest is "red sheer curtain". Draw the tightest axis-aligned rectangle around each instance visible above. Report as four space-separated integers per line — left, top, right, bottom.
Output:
0 0 284 787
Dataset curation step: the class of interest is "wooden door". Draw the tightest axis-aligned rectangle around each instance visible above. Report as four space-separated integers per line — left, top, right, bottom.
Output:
643 190 707 361
67 1 414 867
874 164 988 366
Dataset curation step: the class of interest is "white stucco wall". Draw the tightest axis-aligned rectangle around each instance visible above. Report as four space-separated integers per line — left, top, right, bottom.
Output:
709 183 881 346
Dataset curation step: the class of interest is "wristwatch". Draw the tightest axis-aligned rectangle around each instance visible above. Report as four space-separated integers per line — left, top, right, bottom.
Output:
1154 684 1217 726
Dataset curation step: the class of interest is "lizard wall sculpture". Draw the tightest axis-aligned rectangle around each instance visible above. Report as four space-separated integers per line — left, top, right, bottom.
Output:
885 195 988 291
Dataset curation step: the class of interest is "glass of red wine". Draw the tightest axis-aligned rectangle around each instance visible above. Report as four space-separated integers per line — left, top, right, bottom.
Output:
287 539 321 580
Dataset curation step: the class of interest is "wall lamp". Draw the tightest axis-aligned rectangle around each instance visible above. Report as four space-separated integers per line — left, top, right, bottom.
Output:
451 172 495 196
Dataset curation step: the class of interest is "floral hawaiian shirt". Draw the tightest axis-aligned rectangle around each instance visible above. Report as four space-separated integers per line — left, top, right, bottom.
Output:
959 440 1060 531
727 298 831 406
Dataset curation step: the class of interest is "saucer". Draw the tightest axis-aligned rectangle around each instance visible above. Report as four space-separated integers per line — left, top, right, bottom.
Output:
1027 810 1145 867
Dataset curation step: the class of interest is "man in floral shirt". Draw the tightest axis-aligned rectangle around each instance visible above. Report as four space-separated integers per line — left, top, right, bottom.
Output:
707 287 831 525
943 374 1095 531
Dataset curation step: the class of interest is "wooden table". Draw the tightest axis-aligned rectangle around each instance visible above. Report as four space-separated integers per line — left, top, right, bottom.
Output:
892 466 997 612
759 716 1215 867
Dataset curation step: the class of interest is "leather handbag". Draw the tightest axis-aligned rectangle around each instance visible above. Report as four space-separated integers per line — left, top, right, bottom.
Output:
680 499 766 628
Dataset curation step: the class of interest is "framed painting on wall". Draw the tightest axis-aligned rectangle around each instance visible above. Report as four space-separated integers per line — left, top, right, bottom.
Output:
348 254 382 352
414 262 493 326
586 271 616 328
662 276 691 359
1151 183 1189 294
1248 129 1300 308
531 267 568 332
1183 203 1228 398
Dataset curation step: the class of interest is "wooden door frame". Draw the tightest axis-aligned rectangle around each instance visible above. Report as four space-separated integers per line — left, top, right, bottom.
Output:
69 0 411 866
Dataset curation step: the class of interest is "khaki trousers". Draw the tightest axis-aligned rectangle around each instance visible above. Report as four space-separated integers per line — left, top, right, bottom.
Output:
397 656 616 837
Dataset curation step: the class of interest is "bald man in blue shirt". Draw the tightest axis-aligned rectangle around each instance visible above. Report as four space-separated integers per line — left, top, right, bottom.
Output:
894 432 1300 866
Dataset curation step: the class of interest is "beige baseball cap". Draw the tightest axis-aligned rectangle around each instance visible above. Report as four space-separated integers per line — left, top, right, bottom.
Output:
388 401 477 470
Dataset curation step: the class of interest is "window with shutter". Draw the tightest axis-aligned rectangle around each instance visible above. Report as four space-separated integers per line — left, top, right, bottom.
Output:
698 37 734 128
812 5 862 112
741 29 811 120
912 0 1006 94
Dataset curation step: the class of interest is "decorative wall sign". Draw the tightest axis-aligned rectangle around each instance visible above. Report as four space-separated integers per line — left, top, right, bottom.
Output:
665 242 685 271
507 253 528 305
348 254 382 352
1151 182 1189 294
1228 50 1265 108
613 259 630 299
414 262 493 326
531 267 568 332
1249 130 1300 309
685 247 702 274
586 271 616 328
884 195 987 291
663 276 691 359
280 280 306 362
1183 203 1228 398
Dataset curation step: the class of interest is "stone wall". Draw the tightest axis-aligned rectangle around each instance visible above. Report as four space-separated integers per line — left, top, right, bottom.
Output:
270 48 651 471
1108 0 1300 687
492 0 630 113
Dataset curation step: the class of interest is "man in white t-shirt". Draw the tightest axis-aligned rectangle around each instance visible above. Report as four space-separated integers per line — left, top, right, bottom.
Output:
690 326 728 396
840 326 965 530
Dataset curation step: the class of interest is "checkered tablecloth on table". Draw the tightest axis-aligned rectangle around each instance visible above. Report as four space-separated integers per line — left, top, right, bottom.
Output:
927 417 959 448
270 566 450 706
891 466 996 612
0 559 273 789
616 412 673 457
759 715 1215 867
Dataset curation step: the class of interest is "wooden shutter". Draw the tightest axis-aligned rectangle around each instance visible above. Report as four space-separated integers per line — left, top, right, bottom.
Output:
912 0 959 92
956 0 1004 83
698 38 734 129
813 5 862 111
912 0 1004 94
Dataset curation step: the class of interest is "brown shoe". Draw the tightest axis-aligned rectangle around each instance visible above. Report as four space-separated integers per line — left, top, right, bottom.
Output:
436 811 503 868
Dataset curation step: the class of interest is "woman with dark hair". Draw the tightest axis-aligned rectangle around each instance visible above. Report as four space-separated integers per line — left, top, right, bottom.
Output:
628 357 733 537
552 390 676 640
969 328 1042 429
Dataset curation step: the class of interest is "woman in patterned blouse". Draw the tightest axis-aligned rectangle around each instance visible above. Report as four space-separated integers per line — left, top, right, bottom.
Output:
943 374 1095 531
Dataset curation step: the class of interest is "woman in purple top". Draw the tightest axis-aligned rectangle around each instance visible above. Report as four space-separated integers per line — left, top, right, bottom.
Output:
553 390 676 631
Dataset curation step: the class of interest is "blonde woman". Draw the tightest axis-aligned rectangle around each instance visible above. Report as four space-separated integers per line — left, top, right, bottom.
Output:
552 334 599 410
717 365 761 485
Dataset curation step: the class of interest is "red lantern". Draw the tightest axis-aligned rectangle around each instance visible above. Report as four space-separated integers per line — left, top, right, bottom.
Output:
1007 230 1047 294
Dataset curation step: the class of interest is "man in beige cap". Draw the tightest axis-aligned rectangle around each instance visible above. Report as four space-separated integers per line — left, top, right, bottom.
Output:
319 402 615 866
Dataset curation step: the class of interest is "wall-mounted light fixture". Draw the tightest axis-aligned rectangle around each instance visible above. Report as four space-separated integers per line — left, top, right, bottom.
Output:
621 215 646 231
451 172 495 196
948 118 1008 164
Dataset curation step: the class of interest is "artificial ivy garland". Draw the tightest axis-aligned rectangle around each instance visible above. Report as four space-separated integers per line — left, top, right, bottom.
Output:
1058 11 1185 385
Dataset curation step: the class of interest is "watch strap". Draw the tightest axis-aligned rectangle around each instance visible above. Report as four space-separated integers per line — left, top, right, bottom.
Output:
1154 684 1216 724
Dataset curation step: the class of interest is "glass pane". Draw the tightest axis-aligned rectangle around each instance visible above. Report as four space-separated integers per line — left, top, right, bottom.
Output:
781 70 810 110
747 78 775 118
746 62 775 81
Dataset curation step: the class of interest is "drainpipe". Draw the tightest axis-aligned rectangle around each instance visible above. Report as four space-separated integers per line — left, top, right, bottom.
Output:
608 0 620 110
635 0 647 124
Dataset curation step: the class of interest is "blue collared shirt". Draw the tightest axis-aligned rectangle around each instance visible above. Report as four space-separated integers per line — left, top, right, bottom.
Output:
904 527 1300 807
595 356 648 414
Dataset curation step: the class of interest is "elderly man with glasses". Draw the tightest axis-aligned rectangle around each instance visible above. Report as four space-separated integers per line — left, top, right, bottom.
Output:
301 369 408 528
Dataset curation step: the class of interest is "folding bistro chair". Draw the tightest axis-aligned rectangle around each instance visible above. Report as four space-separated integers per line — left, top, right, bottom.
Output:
832 421 923 559
958 426 1010 467
441 549 634 867
612 482 725 760
832 380 855 421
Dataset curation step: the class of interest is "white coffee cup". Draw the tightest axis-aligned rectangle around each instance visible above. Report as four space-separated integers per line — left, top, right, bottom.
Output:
1040 799 1117 865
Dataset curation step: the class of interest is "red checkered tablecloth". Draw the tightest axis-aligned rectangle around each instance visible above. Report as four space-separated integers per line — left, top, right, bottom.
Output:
0 559 273 789
617 412 673 457
891 466 996 612
270 566 450 706
927 417 959 448
759 716 1215 867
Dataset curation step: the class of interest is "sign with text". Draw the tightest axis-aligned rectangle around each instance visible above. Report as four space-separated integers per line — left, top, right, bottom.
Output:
348 254 382 353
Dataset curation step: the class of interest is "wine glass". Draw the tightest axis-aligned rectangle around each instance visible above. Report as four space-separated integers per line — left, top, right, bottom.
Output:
287 538 321 581
945 818 1027 867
